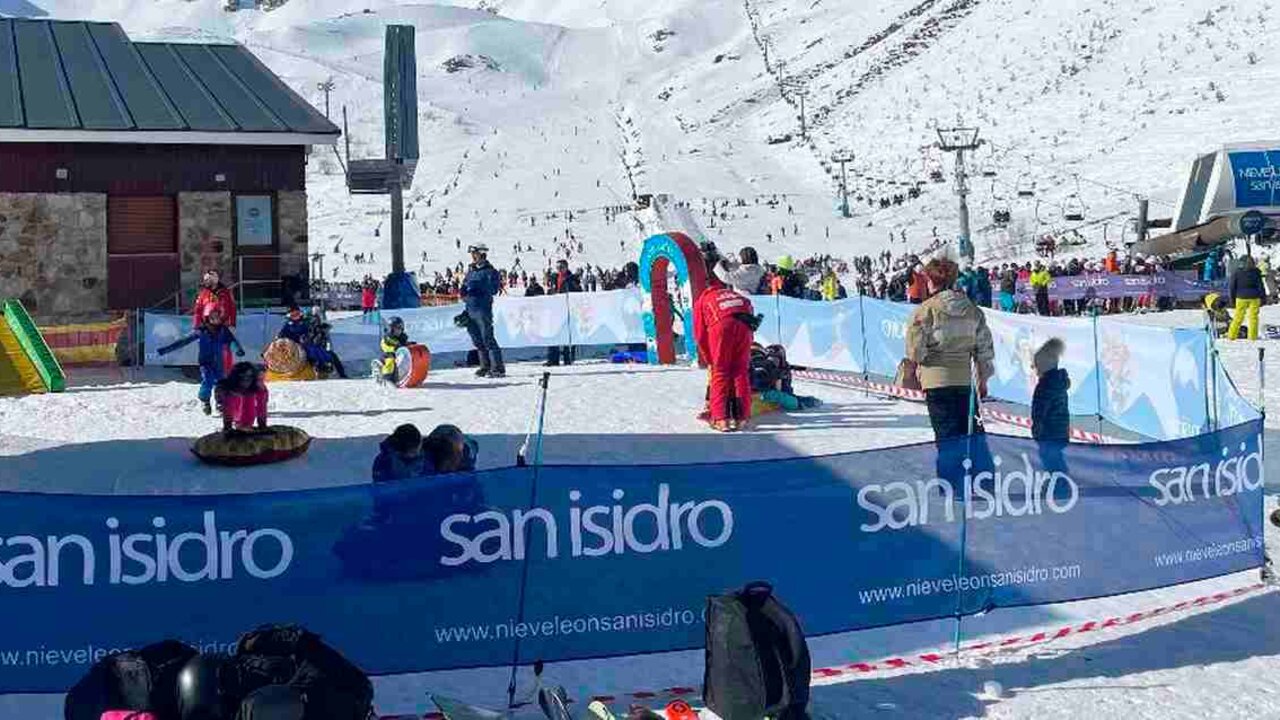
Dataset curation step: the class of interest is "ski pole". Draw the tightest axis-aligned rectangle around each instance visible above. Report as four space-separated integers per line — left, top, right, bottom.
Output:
508 373 551 709
953 361 981 656
516 372 545 466
1259 346 1266 414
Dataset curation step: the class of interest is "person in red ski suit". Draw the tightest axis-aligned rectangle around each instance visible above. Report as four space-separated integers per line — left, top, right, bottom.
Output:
695 277 756 432
192 269 238 372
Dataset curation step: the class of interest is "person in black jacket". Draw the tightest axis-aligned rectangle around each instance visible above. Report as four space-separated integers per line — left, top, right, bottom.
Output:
1226 256 1266 340
1031 338 1070 442
461 244 505 377
545 259 582 366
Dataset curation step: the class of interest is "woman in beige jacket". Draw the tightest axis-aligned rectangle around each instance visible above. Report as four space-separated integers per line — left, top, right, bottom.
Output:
904 258 996 440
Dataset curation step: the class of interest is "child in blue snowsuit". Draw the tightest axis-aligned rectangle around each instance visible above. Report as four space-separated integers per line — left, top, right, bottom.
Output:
158 309 245 414
1031 338 1070 442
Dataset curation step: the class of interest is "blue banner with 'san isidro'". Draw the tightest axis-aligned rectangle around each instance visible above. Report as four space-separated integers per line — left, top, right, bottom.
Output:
0 421 1264 692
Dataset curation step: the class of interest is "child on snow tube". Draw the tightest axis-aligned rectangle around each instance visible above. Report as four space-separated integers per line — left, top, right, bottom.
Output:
750 344 821 412
277 305 348 378
216 362 269 433
378 317 410 383
192 362 310 466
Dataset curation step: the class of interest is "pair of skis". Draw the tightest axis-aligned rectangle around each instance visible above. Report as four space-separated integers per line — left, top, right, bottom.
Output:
429 693 698 720
428 687 573 720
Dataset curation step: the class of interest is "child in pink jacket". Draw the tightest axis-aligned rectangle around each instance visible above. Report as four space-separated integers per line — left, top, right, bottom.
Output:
215 362 269 433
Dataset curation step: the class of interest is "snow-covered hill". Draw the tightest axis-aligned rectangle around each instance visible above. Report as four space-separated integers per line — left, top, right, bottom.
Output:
7 0 1277 279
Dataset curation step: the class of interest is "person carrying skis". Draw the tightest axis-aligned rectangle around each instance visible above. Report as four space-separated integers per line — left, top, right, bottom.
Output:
379 316 410 384
158 308 245 415
461 244 505 377
191 269 237 372
695 243 760 432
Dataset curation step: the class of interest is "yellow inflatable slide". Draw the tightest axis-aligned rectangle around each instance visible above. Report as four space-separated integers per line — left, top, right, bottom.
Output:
0 299 66 396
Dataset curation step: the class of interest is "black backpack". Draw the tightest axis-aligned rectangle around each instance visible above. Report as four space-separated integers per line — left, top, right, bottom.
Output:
65 639 198 720
228 625 373 720
703 582 810 720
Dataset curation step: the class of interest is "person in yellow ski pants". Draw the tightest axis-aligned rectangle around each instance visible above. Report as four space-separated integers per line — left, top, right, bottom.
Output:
1227 297 1261 340
1226 257 1266 341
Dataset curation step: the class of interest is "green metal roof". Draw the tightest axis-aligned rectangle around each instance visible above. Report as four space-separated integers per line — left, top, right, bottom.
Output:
0 19 339 141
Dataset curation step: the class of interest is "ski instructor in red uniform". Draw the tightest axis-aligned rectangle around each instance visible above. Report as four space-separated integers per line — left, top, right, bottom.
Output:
695 242 760 432
192 269 238 372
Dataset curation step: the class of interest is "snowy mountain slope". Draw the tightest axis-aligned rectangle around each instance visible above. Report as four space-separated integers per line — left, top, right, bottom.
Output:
8 0 1279 280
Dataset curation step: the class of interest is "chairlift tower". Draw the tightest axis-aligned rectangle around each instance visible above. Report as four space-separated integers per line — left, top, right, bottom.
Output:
783 78 808 139
316 77 335 119
342 25 420 309
831 150 855 218
936 127 982 263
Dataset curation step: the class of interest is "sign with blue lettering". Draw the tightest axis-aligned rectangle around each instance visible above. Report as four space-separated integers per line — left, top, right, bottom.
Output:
0 422 1263 692
1240 210 1268 236
1229 150 1280 208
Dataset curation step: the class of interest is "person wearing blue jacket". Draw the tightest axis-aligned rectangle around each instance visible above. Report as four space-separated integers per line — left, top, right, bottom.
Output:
277 306 311 345
975 267 994 308
372 424 424 483
461 244 505 378
957 266 979 303
1031 338 1070 442
157 308 245 414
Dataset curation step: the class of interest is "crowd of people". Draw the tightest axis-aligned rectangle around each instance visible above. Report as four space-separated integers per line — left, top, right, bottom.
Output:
845 247 1260 317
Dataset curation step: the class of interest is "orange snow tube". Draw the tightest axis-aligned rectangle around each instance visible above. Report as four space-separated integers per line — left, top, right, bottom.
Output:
264 364 319 383
396 344 431 388
263 338 306 375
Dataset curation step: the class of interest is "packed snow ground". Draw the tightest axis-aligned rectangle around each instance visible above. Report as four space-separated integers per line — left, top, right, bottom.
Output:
0 318 1277 718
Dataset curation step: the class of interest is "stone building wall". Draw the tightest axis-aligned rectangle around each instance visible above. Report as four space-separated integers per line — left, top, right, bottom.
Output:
178 191 233 296
0 193 107 321
276 190 309 280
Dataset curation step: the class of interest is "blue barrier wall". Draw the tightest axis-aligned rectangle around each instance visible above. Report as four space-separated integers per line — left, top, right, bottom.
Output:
145 293 1259 441
0 421 1264 692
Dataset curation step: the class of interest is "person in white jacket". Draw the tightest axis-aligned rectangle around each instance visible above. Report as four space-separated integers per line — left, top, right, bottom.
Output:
715 246 767 295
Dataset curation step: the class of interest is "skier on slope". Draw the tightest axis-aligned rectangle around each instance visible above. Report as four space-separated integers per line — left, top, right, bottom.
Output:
695 243 760 432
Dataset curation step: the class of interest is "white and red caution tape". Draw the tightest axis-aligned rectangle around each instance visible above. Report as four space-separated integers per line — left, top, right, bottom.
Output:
809 582 1268 683
794 369 1113 443
382 583 1269 719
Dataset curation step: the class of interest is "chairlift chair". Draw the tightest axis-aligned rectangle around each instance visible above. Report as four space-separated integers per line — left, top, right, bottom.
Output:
1015 171 1036 198
1063 177 1087 223
1063 195 1086 223
988 179 1011 227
